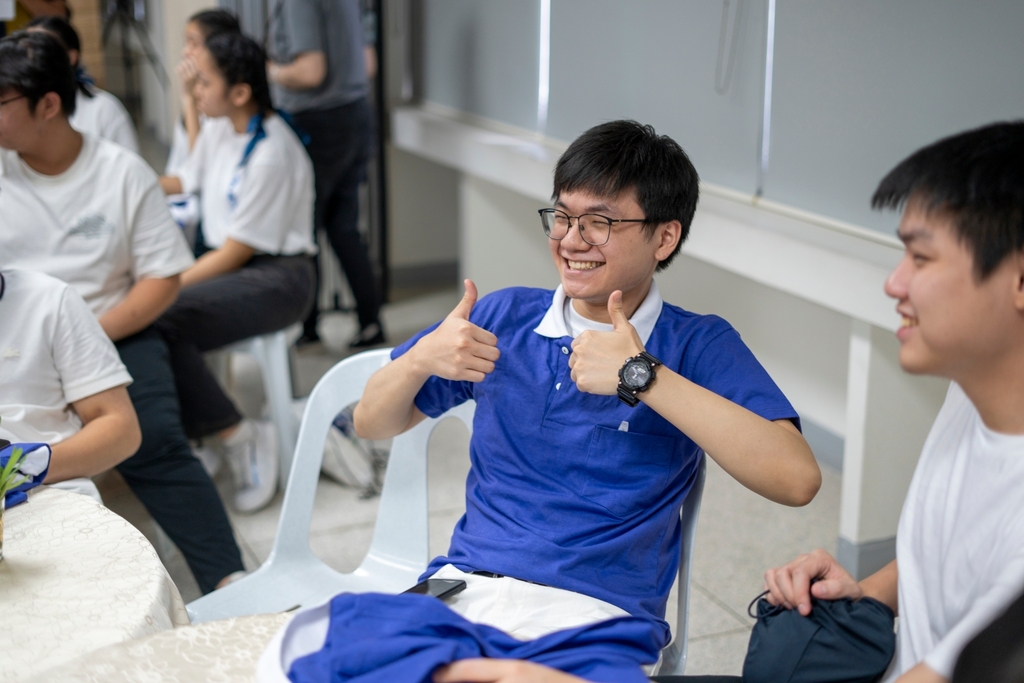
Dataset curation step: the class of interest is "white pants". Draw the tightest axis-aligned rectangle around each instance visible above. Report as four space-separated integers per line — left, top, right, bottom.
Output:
431 564 629 641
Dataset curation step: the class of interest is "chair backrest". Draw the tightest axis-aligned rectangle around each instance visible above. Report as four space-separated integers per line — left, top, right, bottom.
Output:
265 348 474 586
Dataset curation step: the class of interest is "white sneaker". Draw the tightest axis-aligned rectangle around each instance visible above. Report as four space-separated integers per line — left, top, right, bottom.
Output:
223 419 279 513
191 439 224 478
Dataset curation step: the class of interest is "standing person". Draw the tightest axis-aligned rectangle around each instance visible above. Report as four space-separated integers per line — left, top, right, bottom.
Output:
267 0 385 348
158 32 317 513
26 16 138 154
0 30 246 594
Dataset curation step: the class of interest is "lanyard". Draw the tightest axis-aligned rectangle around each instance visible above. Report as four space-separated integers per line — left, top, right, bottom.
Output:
226 111 310 211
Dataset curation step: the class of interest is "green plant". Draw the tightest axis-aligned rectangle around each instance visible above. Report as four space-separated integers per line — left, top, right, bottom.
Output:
0 444 28 498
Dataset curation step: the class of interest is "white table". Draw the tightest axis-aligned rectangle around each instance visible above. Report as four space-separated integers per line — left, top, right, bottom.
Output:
30 613 292 683
0 487 190 682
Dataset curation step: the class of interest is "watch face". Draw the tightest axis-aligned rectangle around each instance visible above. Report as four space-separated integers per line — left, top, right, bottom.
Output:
623 360 651 389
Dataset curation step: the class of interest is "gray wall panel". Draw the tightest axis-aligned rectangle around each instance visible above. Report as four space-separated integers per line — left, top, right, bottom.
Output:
547 0 766 194
768 0 1024 234
422 0 541 131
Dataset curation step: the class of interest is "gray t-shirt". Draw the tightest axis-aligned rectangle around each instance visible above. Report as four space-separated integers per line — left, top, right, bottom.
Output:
269 0 368 113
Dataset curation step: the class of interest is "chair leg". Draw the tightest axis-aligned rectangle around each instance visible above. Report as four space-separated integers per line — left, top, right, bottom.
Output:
256 332 299 485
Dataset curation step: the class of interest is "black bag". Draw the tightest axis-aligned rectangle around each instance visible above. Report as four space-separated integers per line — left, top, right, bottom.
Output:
742 594 896 683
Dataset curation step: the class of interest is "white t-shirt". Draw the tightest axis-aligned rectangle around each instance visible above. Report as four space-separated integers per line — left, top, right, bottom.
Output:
0 269 132 446
0 134 194 317
69 86 139 154
179 114 316 256
884 382 1024 680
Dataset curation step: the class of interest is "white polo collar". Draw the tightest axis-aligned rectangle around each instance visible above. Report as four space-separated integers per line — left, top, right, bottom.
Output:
533 280 664 345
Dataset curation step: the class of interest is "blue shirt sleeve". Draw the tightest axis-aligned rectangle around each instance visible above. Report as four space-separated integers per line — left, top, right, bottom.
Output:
390 322 475 419
682 320 801 431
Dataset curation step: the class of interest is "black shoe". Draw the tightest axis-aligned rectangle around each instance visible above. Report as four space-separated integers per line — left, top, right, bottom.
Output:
348 322 386 349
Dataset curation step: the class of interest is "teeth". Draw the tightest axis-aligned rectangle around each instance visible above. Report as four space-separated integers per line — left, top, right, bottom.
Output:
568 261 602 270
901 316 917 328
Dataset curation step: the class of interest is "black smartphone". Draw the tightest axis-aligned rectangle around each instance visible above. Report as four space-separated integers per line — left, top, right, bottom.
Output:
402 578 467 601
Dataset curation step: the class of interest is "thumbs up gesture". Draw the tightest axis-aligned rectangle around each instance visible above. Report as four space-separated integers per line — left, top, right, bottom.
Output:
414 280 500 382
569 291 645 395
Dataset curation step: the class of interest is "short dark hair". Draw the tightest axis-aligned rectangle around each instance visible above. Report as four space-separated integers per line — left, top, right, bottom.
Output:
205 32 273 114
552 120 699 271
872 121 1024 280
0 30 77 116
188 9 241 40
26 16 92 99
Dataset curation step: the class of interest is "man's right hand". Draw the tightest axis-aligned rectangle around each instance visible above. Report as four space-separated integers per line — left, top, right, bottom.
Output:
176 57 199 98
764 548 863 616
411 279 499 382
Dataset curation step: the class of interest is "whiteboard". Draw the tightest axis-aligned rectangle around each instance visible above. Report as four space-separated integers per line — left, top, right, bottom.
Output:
421 0 1024 236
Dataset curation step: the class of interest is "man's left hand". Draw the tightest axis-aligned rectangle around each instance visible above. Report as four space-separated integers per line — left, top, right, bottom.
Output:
569 290 644 395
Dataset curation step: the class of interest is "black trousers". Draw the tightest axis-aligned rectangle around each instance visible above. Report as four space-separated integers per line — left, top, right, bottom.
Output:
155 255 315 439
114 328 244 593
292 98 381 332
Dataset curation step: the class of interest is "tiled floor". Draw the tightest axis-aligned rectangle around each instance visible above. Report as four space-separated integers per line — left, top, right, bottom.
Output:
99 286 841 677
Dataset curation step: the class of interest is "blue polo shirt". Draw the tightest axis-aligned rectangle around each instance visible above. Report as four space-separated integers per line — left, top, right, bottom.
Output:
392 285 799 641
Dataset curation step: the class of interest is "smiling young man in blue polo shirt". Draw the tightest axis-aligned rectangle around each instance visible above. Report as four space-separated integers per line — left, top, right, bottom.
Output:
354 120 820 655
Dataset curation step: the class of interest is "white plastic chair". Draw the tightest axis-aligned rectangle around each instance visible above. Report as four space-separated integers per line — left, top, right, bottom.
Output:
187 348 474 622
655 450 707 676
187 348 707 677
226 329 301 482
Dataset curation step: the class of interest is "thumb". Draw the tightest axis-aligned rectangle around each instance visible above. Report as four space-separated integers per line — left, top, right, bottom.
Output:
607 290 629 331
449 279 478 320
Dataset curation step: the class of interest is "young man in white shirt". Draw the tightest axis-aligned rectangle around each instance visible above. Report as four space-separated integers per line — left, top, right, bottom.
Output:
759 122 1024 683
0 269 140 502
158 31 316 513
0 30 246 593
27 16 138 154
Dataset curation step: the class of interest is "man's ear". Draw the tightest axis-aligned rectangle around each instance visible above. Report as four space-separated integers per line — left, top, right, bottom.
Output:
33 92 65 122
1012 251 1024 314
229 83 253 108
653 220 682 262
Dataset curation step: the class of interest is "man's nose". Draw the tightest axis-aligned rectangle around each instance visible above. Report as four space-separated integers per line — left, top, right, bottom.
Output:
884 256 910 300
561 217 589 250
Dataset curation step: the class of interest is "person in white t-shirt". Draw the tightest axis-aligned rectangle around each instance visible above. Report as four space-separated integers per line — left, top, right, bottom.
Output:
158 31 316 513
0 30 245 594
164 9 241 242
758 122 1024 683
0 269 140 503
26 16 138 154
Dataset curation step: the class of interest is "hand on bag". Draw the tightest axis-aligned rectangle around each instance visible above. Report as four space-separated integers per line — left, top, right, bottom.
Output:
569 290 644 395
764 548 863 616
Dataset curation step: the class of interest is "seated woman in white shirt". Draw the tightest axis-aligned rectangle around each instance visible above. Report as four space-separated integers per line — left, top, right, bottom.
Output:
0 269 141 503
26 15 139 154
158 32 316 513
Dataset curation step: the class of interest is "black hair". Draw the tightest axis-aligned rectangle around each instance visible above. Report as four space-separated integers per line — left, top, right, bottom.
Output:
553 120 700 271
26 16 93 99
205 32 273 114
188 9 241 40
872 121 1024 281
0 30 76 117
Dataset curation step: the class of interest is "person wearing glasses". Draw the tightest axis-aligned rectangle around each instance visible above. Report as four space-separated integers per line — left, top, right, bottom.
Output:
350 120 820 672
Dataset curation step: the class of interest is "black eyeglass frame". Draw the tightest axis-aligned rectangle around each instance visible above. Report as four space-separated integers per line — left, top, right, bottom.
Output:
537 208 648 247
0 94 27 108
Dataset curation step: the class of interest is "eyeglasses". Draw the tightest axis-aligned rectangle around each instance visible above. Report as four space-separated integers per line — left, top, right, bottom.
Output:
538 208 647 246
0 95 26 118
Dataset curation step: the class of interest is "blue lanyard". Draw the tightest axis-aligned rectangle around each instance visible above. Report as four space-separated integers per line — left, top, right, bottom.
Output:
226 111 310 210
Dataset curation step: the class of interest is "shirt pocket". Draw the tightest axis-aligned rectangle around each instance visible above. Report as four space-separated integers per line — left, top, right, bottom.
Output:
579 426 677 519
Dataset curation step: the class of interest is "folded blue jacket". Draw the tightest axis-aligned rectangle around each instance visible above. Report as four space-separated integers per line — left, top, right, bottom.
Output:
2 442 51 508
286 592 662 683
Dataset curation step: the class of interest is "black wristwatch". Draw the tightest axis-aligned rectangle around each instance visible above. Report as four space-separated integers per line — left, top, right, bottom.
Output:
617 351 662 407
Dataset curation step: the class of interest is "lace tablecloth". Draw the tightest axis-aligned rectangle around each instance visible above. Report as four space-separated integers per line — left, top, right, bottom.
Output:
31 613 293 683
0 487 190 682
